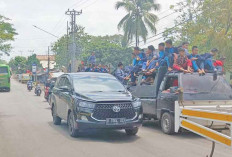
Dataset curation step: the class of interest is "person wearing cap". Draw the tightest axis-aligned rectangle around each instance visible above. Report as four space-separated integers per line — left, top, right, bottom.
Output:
115 62 129 85
88 52 96 65
173 48 192 73
201 48 218 72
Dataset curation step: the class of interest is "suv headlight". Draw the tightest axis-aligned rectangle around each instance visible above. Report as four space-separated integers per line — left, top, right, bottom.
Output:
132 100 141 108
79 101 95 109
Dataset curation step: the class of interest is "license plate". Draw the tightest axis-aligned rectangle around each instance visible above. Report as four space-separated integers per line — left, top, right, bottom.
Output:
106 118 126 125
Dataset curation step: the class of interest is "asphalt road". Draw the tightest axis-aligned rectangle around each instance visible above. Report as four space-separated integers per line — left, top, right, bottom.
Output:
0 79 232 157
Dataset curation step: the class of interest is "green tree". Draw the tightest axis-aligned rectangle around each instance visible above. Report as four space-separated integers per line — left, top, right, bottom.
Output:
115 0 160 46
0 15 17 55
26 54 42 70
0 59 7 64
9 56 27 74
53 26 133 70
163 0 232 71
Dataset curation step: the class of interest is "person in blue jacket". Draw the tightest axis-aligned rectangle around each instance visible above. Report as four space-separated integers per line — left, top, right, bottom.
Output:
142 45 156 71
130 47 147 86
88 52 96 65
115 62 129 85
85 64 93 72
164 39 178 71
188 46 205 75
201 48 218 72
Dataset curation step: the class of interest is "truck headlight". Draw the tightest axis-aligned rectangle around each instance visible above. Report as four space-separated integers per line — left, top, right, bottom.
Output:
132 100 141 108
79 101 95 109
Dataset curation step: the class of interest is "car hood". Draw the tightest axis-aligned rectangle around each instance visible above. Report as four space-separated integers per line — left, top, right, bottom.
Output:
77 91 133 102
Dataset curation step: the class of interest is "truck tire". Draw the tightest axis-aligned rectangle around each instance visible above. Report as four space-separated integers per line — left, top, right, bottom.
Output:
68 111 79 137
52 104 61 125
161 112 174 135
125 127 139 136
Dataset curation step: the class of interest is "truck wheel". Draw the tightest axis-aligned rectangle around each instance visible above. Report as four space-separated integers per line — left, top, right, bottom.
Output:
161 112 174 135
125 127 139 136
52 105 61 125
68 111 79 137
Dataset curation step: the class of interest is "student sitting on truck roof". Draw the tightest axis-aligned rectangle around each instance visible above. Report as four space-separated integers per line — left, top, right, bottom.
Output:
164 39 178 71
198 48 218 73
115 62 129 85
188 46 205 75
130 47 147 86
173 48 193 73
142 45 156 71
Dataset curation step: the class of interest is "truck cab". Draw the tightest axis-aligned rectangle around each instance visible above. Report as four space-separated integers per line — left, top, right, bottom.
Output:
130 67 232 134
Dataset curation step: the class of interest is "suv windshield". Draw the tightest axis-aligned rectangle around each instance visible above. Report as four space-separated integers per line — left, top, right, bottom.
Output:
181 74 232 100
73 75 126 93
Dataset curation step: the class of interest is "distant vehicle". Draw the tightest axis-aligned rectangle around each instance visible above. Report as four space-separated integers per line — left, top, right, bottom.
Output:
21 73 31 83
34 84 42 96
50 72 143 137
130 67 232 134
0 64 11 92
27 81 33 92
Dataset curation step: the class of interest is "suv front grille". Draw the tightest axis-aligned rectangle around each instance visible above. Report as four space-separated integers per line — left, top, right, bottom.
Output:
92 103 136 121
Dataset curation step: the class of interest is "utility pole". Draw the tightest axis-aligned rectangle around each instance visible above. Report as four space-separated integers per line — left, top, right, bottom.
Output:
65 9 82 73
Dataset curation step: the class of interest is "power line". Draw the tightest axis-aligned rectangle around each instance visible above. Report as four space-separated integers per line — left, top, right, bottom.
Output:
82 0 101 9
33 25 59 38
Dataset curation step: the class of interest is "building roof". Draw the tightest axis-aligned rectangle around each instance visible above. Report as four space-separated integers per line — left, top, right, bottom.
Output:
36 55 55 61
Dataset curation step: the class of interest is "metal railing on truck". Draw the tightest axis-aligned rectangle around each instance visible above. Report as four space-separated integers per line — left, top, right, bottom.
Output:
175 100 232 156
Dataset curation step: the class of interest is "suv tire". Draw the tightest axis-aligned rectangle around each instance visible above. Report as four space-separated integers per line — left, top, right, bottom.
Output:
52 104 61 125
161 112 174 135
125 127 139 136
68 111 79 137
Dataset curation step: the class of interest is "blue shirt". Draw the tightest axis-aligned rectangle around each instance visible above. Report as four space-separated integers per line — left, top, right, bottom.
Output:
137 52 147 65
165 47 178 56
85 67 93 72
200 53 213 60
88 55 96 64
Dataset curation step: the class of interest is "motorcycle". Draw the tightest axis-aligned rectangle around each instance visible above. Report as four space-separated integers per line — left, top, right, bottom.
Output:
28 84 32 91
34 84 42 96
27 81 33 92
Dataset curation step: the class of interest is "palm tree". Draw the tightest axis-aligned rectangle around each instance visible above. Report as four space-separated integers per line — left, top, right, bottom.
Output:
115 0 160 46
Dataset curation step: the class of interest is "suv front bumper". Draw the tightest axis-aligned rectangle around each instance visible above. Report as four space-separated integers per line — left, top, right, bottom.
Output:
76 119 142 130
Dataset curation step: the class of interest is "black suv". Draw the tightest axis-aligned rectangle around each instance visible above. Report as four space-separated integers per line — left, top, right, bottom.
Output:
50 72 143 137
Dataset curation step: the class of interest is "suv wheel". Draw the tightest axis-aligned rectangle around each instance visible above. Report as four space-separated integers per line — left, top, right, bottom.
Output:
68 111 79 137
161 112 174 135
52 104 61 125
125 127 139 136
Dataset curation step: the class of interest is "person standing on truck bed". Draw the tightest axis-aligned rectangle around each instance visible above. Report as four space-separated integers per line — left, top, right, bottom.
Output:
88 52 96 65
130 47 147 86
173 48 193 73
188 46 205 75
164 39 178 71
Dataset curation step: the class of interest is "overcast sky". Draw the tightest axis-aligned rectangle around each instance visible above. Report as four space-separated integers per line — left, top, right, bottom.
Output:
0 0 180 61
